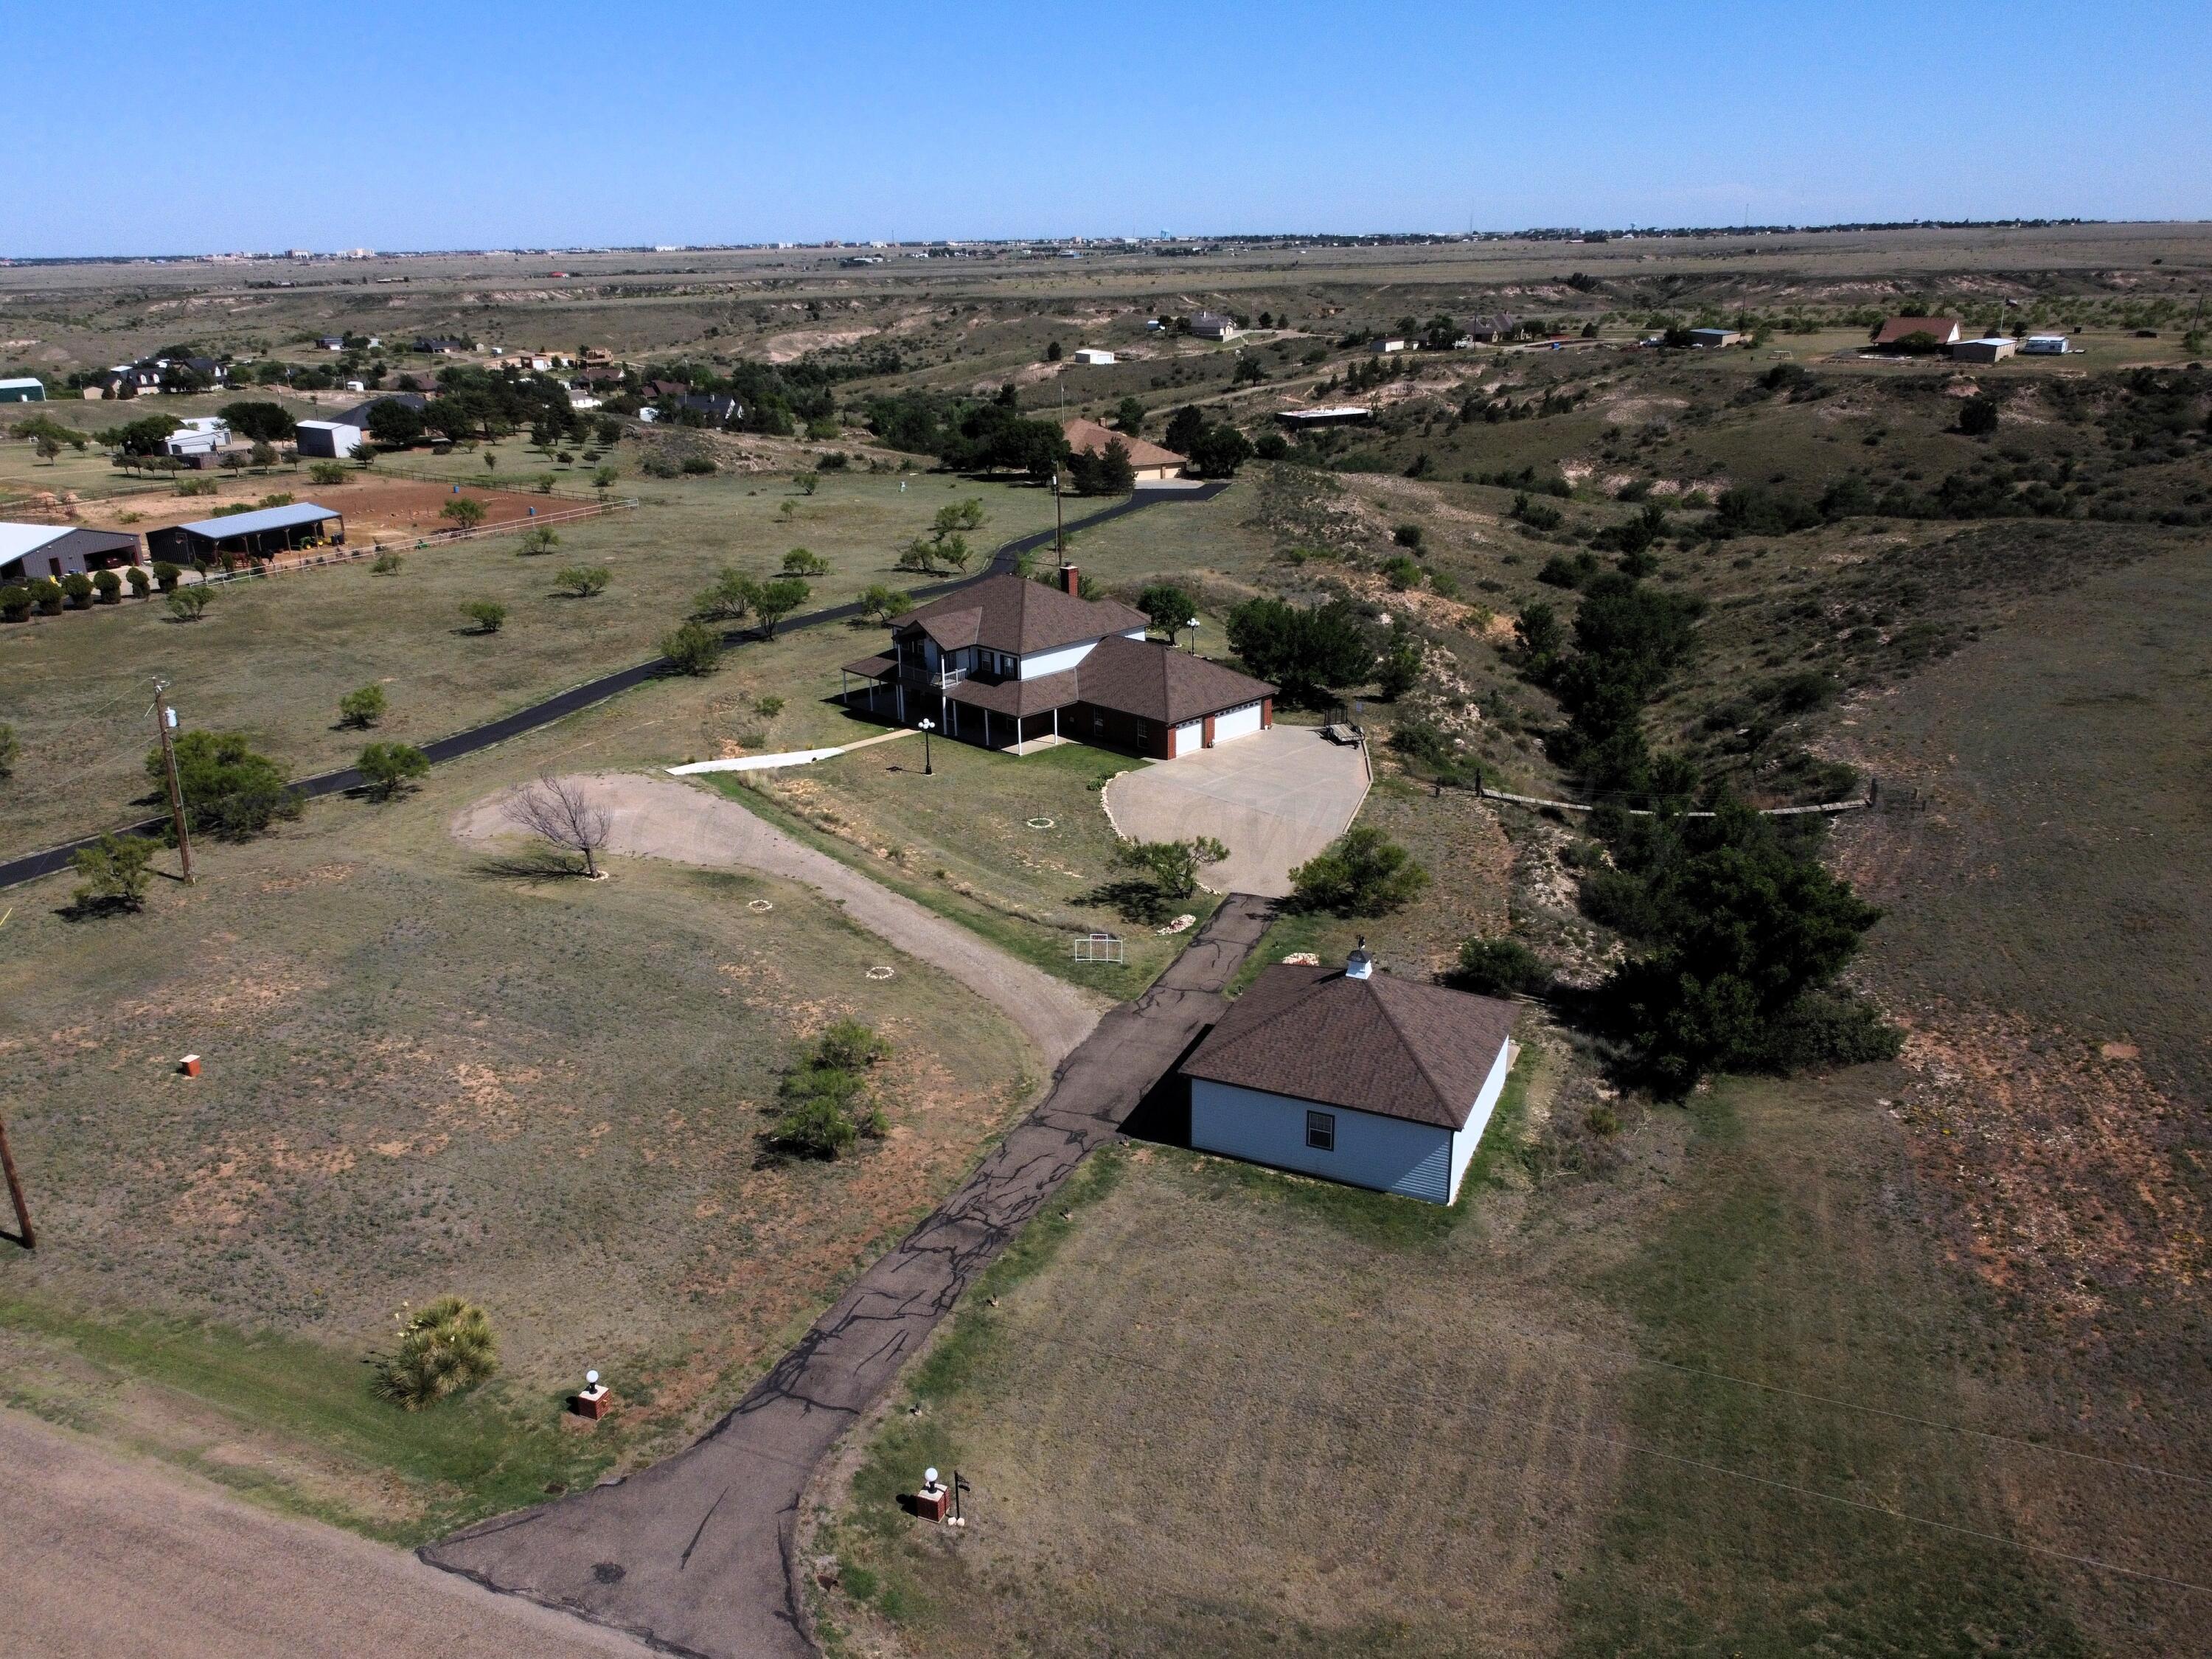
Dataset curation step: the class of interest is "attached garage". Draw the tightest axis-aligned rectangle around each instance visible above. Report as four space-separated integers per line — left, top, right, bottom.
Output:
1170 719 1203 757
1210 700 1265 744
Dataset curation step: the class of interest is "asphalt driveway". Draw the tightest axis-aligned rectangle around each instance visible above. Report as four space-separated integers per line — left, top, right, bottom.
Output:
1102 723 1370 897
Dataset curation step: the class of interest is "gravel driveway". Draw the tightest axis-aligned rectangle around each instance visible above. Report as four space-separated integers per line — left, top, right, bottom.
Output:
452 772 1105 1068
1 1408 650 1659
1102 724 1371 897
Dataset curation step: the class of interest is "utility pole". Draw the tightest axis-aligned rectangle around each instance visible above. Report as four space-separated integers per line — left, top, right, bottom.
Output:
152 679 195 884
0 1111 33 1250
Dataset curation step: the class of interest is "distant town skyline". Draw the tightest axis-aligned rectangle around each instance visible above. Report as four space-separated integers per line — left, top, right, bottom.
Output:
7 1 2207 259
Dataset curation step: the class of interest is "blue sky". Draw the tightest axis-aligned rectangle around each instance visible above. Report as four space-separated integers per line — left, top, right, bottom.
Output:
5 1 2206 256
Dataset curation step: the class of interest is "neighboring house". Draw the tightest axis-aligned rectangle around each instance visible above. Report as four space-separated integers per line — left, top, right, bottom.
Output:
1274 405 1374 429
1189 310 1241 341
1463 314 1517 342
681 392 740 425
578 365 625 386
1952 337 2017 364
1870 316 1964 349
1071 347 1116 365
1369 336 1410 354
568 389 602 410
147 502 344 565
317 336 345 350
838 568 1275 758
1179 945 1521 1206
1687 327 1745 349
1060 416 1186 482
335 392 427 429
0 523 142 582
2023 332 2072 355
294 420 364 459
163 417 232 456
412 337 467 354
0 377 48 403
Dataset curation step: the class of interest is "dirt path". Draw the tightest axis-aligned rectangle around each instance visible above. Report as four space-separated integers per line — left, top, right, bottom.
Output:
0 1407 651 1658
453 771 1104 1068
423 895 1276 1659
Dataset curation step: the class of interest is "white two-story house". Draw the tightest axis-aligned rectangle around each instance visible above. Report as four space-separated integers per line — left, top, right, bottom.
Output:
840 567 1276 759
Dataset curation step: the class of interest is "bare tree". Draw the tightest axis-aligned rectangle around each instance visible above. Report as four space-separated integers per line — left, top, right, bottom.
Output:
506 775 611 877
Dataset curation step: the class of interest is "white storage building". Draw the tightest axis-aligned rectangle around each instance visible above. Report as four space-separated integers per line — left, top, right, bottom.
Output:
294 420 364 459
1180 947 1520 1206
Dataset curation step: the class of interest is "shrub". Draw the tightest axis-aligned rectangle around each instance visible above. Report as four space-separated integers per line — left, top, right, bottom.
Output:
856 583 913 623
692 568 757 622
515 524 560 557
0 718 15 775
440 497 487 529
536 473 557 494
166 586 213 622
769 1022 893 1155
338 684 387 728
0 585 29 622
69 833 156 914
357 740 429 800
91 568 122 604
661 620 723 675
1958 394 2000 436
459 599 507 633
781 546 829 576
1374 630 1422 700
816 1018 892 1072
1138 582 1201 639
1255 432 1289 460
307 460 347 485
152 560 181 592
681 455 717 476
371 550 403 574
372 1296 500 1411
754 695 786 717
1113 835 1228 900
1392 523 1424 550
1287 826 1430 916
771 1094 860 1158
753 575 810 636
1512 493 1564 532
148 729 301 840
1450 936 1547 996
557 564 612 597
1381 554 1424 591
60 571 93 609
125 565 150 597
29 578 63 615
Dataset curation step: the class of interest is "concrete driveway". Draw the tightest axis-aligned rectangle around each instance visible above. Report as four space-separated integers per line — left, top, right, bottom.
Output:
1102 723 1370 897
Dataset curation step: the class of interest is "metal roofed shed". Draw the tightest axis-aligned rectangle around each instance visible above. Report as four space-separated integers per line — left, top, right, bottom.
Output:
0 522 142 582
1951 337 2017 364
0 377 46 403
1274 405 1374 428
147 501 345 565
294 420 364 458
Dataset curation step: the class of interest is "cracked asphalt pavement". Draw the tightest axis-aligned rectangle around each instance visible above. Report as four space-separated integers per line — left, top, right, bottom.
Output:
422 894 1274 1658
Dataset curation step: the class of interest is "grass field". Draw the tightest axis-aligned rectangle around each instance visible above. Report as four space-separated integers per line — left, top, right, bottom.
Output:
0 467 1055 852
0 711 1037 1540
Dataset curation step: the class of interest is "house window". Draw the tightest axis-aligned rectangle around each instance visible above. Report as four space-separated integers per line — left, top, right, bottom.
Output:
1305 1110 1335 1152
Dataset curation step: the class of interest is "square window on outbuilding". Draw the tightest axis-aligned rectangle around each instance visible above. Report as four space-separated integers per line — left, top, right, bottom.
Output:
1305 1110 1335 1152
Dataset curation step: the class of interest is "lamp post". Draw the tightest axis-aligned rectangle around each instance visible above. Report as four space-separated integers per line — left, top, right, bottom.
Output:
918 717 935 776
1186 616 1200 654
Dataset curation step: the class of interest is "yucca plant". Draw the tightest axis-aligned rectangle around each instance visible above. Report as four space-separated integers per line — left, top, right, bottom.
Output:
372 1295 500 1411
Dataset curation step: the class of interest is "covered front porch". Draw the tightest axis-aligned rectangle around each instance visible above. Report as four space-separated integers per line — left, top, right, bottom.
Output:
839 654 1084 754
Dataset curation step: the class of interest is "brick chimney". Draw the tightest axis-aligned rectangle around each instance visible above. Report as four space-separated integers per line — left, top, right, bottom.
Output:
1060 563 1081 597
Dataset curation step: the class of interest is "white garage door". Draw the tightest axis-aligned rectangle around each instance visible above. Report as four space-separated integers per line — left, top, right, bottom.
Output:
1171 719 1203 757
1212 702 1264 743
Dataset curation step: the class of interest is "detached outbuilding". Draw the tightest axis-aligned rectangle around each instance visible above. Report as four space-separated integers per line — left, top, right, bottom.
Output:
1180 946 1520 1206
1687 327 1745 349
294 420 364 458
1071 347 1116 365
0 377 46 403
148 501 344 565
1951 337 2017 364
0 523 142 582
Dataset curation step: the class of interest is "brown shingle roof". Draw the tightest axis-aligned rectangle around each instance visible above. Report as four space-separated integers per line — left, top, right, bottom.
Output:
1182 964 1519 1130
890 574 1147 657
1074 634 1274 726
944 669 1082 718
1871 316 1962 346
1060 417 1186 472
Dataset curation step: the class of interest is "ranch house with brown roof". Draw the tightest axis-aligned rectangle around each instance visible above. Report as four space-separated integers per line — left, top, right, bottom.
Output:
1060 417 1187 482
839 566 1274 758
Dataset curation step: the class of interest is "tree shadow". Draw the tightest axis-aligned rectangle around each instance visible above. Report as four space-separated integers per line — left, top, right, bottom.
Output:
1081 877 1175 925
469 849 590 883
55 895 145 924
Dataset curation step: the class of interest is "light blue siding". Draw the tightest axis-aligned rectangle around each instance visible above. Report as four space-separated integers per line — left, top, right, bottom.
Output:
1190 1080 1456 1203
1447 1040 1517 1200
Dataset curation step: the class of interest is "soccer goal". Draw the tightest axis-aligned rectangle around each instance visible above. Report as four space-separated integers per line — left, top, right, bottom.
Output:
1073 931 1125 964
